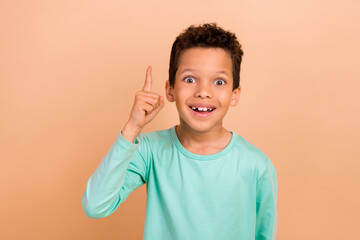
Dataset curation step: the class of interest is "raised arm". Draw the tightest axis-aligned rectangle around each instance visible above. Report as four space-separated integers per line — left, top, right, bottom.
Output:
82 66 164 218
122 66 165 142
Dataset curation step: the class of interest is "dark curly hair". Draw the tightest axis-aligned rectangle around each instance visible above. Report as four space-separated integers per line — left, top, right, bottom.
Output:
169 23 244 90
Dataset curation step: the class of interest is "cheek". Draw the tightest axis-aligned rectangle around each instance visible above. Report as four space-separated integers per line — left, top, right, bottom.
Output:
219 96 234 109
217 91 232 101
175 86 191 100
174 90 186 107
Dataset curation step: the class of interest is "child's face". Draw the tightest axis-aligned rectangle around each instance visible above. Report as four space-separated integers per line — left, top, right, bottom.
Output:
165 47 241 133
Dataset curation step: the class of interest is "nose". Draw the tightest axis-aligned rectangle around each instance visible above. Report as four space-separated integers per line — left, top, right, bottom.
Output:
194 81 212 99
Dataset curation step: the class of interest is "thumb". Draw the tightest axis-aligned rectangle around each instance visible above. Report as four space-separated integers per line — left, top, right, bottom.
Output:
146 96 165 120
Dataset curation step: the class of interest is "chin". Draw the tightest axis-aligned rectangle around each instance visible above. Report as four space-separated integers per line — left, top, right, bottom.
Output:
177 107 225 133
180 119 222 133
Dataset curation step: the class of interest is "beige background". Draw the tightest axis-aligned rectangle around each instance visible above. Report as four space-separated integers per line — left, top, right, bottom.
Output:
1 0 359 239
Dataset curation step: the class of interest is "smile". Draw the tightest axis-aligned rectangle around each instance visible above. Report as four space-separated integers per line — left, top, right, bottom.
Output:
188 105 216 118
190 106 215 112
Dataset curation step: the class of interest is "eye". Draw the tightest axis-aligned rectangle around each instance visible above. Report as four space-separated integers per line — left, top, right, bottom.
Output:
184 76 196 83
215 79 226 86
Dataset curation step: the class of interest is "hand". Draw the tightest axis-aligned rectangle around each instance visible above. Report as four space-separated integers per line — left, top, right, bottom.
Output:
122 66 165 142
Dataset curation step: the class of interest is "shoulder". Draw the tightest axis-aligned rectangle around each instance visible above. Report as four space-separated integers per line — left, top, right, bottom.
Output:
231 132 275 179
127 128 174 177
136 127 173 149
232 133 268 162
138 127 172 141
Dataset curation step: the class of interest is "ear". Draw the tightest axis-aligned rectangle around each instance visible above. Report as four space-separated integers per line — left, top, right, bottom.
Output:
230 86 241 107
165 80 175 102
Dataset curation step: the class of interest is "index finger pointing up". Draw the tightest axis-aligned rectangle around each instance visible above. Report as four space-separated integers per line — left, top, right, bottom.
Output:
142 65 152 91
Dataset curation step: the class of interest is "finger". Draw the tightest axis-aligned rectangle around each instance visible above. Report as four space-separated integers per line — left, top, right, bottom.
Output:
158 96 165 109
149 96 165 114
142 66 152 91
146 96 165 119
144 97 160 109
141 96 163 115
140 102 155 114
137 91 160 99
136 94 159 107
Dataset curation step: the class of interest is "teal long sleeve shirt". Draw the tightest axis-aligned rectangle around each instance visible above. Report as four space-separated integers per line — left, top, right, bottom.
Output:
82 126 278 239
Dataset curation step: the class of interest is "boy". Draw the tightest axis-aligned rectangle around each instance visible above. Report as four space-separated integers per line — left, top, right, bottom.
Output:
82 23 278 240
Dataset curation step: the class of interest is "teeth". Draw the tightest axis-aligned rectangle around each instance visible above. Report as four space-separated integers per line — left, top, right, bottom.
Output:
191 107 214 112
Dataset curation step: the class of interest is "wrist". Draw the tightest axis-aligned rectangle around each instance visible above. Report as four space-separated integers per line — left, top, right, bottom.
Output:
122 122 142 143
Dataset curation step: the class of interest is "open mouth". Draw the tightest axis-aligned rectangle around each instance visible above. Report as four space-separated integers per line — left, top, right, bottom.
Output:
189 106 215 112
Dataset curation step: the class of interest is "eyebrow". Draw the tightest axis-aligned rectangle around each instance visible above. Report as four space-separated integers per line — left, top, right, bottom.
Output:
179 68 230 77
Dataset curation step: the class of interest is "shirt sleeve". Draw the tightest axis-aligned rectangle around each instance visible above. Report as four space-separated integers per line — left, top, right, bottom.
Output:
82 131 149 219
255 156 278 240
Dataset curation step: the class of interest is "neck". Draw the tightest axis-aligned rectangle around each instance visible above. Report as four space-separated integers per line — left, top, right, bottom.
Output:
175 122 232 154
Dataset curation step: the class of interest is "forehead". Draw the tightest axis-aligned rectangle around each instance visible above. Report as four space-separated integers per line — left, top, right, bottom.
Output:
177 47 232 75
